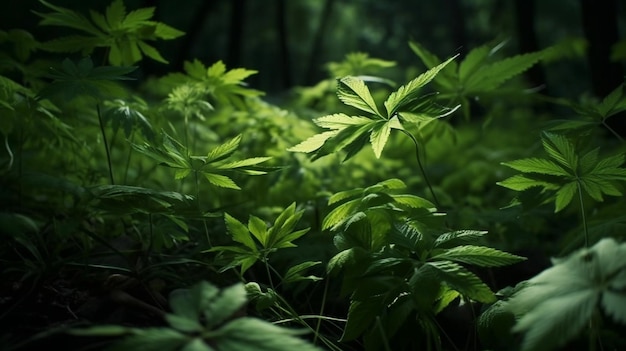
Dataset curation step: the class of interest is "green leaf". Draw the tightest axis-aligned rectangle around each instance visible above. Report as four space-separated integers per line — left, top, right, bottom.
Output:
224 213 256 251
458 45 490 82
215 317 321 351
554 181 578 212
104 328 188 351
497 174 558 191
322 198 361 231
248 215 267 246
206 134 241 163
203 173 240 190
427 260 495 303
369 121 392 158
203 283 248 326
287 131 337 153
431 245 526 267
384 55 457 116
501 158 570 176
314 113 372 129
541 132 578 170
337 76 381 116
283 261 322 284
340 298 385 342
36 0 104 36
105 0 127 29
463 50 544 93
164 314 203 333
433 230 488 249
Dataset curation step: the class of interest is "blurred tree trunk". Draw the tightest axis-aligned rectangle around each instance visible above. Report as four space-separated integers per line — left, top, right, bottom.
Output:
580 0 625 136
445 0 467 58
514 0 546 90
228 0 246 67
173 1 217 71
305 0 335 84
276 0 292 88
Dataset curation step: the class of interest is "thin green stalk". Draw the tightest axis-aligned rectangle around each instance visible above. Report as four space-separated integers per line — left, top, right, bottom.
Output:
601 120 624 143
123 131 134 184
3 134 13 170
400 129 441 208
264 255 275 290
97 103 115 185
313 278 329 345
576 180 589 247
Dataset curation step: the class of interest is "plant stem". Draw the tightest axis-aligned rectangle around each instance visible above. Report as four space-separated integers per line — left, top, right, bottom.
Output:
400 129 441 208
97 103 115 185
313 278 329 345
376 316 392 351
601 120 624 143
3 134 13 170
264 256 275 290
576 180 589 247
123 131 134 184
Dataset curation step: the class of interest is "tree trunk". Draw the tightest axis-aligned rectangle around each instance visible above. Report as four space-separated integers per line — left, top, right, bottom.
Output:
305 0 335 84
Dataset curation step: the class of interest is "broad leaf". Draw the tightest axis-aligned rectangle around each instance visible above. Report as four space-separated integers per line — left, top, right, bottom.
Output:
431 245 526 267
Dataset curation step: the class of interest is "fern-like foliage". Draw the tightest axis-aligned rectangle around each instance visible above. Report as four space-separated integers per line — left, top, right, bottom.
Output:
322 179 525 347
288 56 459 161
206 203 312 276
505 237 626 351
410 40 546 118
132 133 272 189
70 281 323 351
498 132 626 212
35 0 184 65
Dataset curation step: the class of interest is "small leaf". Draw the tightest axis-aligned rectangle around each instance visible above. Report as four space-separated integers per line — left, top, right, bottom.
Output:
497 174 557 192
431 245 526 267
502 158 570 176
337 76 381 116
283 261 322 284
427 260 495 303
287 131 337 153
248 215 267 246
434 230 488 248
206 135 242 163
224 213 256 251
369 121 391 158
554 181 577 212
541 132 578 170
203 173 240 190
215 317 321 351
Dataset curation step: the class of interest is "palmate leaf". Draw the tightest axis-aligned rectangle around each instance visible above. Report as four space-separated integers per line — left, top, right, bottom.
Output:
507 238 626 351
337 76 382 116
541 132 578 170
426 260 495 303
431 245 526 267
216 317 321 351
224 213 257 251
384 55 458 117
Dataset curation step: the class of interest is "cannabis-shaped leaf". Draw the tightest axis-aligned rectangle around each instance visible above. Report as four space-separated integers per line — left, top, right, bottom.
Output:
410 40 545 118
158 60 263 107
506 238 626 351
37 57 135 101
206 203 310 275
70 281 322 351
102 97 154 139
498 132 626 212
133 133 271 189
547 83 626 138
35 0 184 65
288 56 458 161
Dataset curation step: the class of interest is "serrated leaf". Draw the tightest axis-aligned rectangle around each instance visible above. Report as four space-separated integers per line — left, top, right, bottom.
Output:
390 194 435 209
203 283 248 326
224 213 256 251
434 230 488 248
427 260 495 303
104 328 188 351
384 55 457 116
36 0 103 36
203 173 240 190
105 0 127 29
283 261 322 284
541 132 578 170
216 157 272 170
458 45 490 82
313 113 372 129
337 76 381 116
497 174 558 191
287 131 337 153
215 317 321 351
554 181 577 212
340 298 385 342
369 121 391 158
502 158 570 176
322 198 361 231
464 50 544 93
248 215 267 246
123 7 155 26
328 188 364 205
206 134 241 163
431 245 526 267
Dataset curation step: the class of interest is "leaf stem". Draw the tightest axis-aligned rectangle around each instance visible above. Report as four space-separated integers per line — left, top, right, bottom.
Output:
400 129 441 208
313 278 329 345
601 120 624 143
3 134 13 170
576 180 588 247
97 103 115 185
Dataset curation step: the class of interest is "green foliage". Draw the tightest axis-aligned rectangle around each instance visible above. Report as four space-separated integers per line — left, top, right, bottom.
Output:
70 281 322 351
133 133 272 189
35 0 184 65
505 238 626 351
498 132 626 212
289 56 458 160
207 203 311 275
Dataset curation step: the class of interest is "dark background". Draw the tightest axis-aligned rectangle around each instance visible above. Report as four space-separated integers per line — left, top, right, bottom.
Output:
2 0 625 99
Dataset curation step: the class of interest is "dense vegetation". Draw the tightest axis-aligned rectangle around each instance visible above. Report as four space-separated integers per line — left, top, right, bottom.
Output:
1 1 626 351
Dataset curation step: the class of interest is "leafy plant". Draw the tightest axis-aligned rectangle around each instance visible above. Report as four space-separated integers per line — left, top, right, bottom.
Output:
35 0 184 65
70 281 323 351
504 237 626 351
498 131 626 245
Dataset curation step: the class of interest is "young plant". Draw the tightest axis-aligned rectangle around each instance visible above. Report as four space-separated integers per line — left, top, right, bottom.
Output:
70 281 323 351
498 131 626 246
35 0 184 65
